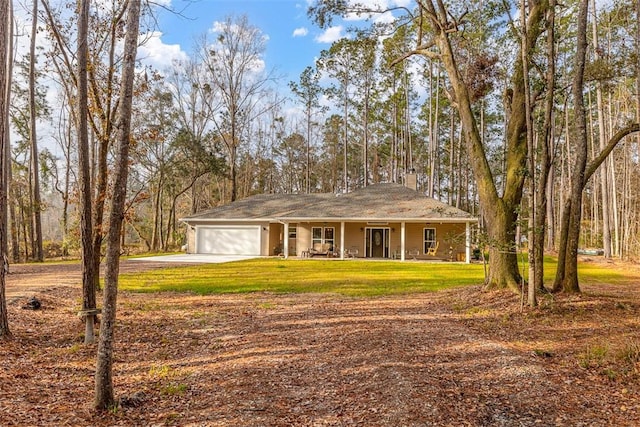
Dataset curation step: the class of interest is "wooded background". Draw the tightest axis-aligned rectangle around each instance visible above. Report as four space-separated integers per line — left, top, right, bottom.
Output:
4 0 639 264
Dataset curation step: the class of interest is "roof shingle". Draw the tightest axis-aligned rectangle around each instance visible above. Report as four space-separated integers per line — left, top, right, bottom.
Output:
182 183 476 222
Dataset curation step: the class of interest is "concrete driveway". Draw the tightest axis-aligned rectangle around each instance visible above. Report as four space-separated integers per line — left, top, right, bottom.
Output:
129 254 262 264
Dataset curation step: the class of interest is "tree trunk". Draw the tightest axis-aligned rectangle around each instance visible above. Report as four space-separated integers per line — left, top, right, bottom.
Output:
533 0 556 294
484 205 522 290
76 0 97 343
5 0 17 265
591 0 611 258
554 124 640 291
29 0 43 262
94 0 140 410
412 1 549 292
0 0 12 339
559 0 590 294
521 0 537 307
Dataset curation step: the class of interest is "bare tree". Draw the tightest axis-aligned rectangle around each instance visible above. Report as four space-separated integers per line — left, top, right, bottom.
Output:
94 0 141 409
200 14 274 202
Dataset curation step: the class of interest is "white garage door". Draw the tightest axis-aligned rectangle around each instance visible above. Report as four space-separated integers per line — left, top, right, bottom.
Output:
196 226 261 255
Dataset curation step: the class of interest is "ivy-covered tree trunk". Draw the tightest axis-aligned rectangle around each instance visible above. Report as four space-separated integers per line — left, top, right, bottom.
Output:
484 203 522 290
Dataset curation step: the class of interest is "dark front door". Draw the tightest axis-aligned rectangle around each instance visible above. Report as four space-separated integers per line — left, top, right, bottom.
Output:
366 228 389 258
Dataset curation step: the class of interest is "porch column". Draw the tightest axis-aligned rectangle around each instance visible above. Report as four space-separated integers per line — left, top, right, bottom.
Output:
401 222 406 261
283 222 289 259
465 221 471 264
340 222 345 260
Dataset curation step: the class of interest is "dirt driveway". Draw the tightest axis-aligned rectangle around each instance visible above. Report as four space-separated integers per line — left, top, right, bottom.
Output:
5 259 190 302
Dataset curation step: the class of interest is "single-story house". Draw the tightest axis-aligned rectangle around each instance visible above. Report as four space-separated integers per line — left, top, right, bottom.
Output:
181 182 478 262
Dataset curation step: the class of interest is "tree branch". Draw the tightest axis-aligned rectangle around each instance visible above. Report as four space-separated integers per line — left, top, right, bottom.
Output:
584 123 640 183
390 41 439 67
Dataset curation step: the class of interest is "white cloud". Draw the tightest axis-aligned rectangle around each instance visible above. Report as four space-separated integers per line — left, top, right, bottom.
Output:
293 27 309 37
373 11 396 25
315 26 346 43
137 31 188 70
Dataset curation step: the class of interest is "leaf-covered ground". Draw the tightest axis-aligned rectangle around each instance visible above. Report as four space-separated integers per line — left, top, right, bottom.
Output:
1 260 639 426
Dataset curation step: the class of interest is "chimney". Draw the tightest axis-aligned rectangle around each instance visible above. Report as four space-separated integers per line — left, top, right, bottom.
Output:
405 169 417 191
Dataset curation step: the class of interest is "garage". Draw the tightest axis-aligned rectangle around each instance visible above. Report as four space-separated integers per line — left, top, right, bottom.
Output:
196 226 262 255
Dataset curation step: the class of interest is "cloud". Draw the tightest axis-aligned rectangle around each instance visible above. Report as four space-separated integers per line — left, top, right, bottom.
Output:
293 27 309 37
315 26 346 43
137 32 188 70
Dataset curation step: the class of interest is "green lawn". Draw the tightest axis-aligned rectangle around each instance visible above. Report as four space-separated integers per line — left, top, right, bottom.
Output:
119 258 486 297
118 256 638 297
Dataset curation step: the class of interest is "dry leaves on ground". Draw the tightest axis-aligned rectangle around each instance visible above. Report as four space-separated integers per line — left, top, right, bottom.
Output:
0 261 639 426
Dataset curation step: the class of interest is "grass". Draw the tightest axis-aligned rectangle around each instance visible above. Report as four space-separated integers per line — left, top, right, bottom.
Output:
119 258 486 297
118 255 640 297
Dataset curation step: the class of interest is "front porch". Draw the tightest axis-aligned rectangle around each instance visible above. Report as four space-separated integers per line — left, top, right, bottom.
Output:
269 220 474 263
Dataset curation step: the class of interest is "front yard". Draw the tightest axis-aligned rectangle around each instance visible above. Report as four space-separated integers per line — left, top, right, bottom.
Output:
1 256 639 426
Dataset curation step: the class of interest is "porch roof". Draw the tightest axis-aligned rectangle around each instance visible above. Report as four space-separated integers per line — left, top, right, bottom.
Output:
182 183 477 224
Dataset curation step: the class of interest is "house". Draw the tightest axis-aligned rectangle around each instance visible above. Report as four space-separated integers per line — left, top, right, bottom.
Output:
181 182 478 262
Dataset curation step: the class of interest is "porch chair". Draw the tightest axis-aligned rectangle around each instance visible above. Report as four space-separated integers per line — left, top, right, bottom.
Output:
427 241 439 256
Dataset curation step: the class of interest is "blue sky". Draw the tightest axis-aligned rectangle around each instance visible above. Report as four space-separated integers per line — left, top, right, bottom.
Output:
150 0 345 83
145 0 409 83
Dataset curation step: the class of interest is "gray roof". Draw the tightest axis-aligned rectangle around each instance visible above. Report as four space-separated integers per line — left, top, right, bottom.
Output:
182 183 477 223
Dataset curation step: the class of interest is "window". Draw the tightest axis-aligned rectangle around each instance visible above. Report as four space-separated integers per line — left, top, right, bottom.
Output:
424 228 436 253
288 226 297 239
312 226 335 251
324 227 334 249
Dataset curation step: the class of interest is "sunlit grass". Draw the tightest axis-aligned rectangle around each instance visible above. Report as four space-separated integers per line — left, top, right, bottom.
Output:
119 258 486 297
117 255 640 297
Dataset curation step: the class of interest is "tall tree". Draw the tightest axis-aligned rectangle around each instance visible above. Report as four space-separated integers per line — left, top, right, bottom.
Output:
201 14 273 202
94 0 141 409
167 58 223 212
531 0 556 297
350 34 377 187
553 0 640 293
28 0 44 262
590 0 612 258
289 66 325 193
76 0 97 344
317 38 356 192
310 0 550 291
41 0 131 295
0 0 12 339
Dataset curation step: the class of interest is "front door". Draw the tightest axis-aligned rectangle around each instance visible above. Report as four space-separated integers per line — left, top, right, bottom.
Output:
366 228 389 258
